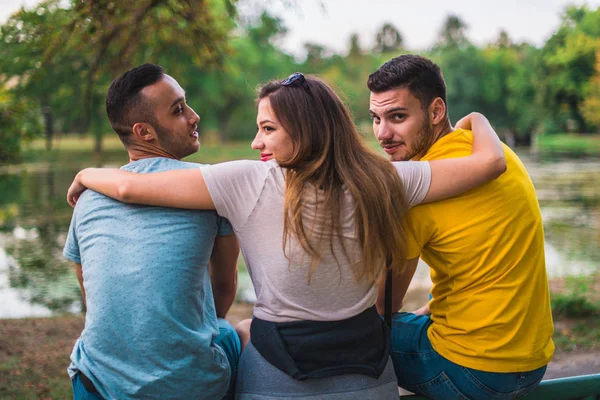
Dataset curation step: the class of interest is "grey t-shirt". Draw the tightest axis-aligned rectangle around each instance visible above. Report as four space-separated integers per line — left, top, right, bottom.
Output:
201 160 431 322
64 157 233 400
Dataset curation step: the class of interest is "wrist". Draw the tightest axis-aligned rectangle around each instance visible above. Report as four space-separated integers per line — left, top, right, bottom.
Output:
78 169 89 186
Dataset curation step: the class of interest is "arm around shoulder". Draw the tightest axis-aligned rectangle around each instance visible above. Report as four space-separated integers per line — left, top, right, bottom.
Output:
422 112 506 204
68 167 215 210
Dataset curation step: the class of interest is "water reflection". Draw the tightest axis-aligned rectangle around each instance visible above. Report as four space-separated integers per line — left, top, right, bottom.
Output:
0 152 598 318
0 167 84 318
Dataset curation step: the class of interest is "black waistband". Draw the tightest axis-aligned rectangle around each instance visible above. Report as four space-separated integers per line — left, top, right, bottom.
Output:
250 305 391 381
78 371 99 393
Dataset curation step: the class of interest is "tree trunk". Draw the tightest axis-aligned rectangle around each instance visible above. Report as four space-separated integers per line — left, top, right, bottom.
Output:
570 98 587 133
43 106 54 151
94 132 103 154
217 116 229 144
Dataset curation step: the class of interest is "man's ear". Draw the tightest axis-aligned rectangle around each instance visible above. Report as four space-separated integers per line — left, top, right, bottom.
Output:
132 122 157 142
430 98 446 126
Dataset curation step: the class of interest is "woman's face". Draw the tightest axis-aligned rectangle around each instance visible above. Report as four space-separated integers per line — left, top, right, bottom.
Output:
252 97 294 163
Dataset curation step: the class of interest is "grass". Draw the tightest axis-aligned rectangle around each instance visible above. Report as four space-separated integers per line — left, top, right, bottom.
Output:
0 316 83 400
18 133 260 168
0 304 254 400
536 133 600 156
553 317 600 352
550 273 600 352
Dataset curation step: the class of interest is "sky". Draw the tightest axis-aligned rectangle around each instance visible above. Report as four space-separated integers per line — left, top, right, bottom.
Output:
2 0 600 58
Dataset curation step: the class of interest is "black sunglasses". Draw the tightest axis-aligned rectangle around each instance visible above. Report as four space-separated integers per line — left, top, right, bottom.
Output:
281 72 310 93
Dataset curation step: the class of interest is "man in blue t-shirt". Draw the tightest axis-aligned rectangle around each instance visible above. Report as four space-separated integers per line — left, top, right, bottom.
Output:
63 64 241 400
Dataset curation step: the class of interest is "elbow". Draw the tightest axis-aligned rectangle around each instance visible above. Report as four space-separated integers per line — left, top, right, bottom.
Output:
116 180 134 203
488 155 507 179
214 281 237 298
376 298 403 316
215 273 238 295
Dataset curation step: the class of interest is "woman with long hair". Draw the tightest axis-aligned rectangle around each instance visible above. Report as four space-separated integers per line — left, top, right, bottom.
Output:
67 73 505 399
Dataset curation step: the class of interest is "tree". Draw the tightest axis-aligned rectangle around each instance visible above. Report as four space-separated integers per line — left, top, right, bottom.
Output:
494 30 511 49
188 11 296 142
436 14 469 49
348 33 362 58
0 1 83 150
582 48 600 129
505 45 545 144
374 23 403 53
537 5 600 133
0 88 42 163
431 46 487 124
304 42 330 70
0 0 237 154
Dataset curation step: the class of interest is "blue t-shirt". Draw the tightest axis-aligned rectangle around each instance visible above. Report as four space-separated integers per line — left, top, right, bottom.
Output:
63 157 233 400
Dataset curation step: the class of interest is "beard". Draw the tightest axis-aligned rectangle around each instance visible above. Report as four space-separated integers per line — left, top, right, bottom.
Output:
382 117 434 161
405 118 434 160
154 122 198 160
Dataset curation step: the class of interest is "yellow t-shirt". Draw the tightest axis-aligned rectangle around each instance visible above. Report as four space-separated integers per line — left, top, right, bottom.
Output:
404 128 554 373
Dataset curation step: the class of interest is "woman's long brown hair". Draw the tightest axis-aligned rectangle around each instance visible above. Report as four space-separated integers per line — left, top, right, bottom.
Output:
258 75 409 284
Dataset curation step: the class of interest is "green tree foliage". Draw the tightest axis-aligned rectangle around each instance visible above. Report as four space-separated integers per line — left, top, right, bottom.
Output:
538 5 600 133
582 49 600 129
2 2 600 161
432 45 487 123
505 45 546 144
430 19 486 125
189 12 296 141
0 0 236 156
0 88 42 163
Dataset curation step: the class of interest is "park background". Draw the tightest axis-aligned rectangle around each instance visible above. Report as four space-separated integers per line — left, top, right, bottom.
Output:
0 0 599 398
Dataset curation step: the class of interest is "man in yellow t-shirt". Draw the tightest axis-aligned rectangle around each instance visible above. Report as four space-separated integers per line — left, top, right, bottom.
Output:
368 54 554 400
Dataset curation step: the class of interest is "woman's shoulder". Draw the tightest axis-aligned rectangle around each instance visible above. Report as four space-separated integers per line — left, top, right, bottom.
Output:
204 159 276 173
201 159 285 189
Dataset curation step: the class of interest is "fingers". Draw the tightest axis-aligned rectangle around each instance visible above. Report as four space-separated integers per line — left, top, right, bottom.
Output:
67 192 76 208
67 185 82 208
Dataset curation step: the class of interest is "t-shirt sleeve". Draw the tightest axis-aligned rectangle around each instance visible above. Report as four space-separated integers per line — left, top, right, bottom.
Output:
402 213 423 259
200 160 271 230
392 161 431 208
63 208 81 263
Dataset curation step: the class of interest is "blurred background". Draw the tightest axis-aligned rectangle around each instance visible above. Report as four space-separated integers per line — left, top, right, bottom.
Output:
0 0 598 397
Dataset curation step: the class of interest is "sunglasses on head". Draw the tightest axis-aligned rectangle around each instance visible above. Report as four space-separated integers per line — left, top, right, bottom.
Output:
281 72 310 93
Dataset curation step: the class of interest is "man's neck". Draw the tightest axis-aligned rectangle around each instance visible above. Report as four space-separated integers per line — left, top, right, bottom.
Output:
413 120 453 160
127 141 179 163
432 120 454 144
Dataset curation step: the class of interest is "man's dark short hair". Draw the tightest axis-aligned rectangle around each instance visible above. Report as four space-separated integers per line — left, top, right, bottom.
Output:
105 63 165 145
367 54 447 113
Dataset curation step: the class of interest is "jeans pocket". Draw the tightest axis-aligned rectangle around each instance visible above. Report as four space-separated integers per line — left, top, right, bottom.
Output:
513 372 544 398
411 371 470 400
461 367 522 399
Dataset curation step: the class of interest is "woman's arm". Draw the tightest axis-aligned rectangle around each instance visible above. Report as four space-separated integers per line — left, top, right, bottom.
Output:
422 112 507 203
67 168 215 210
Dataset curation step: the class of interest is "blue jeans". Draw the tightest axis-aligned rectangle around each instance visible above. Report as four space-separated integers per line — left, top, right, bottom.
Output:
72 318 241 400
390 312 547 400
215 318 242 399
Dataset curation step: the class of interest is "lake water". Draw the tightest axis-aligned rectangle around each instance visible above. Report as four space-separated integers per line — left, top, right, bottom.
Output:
0 150 598 318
